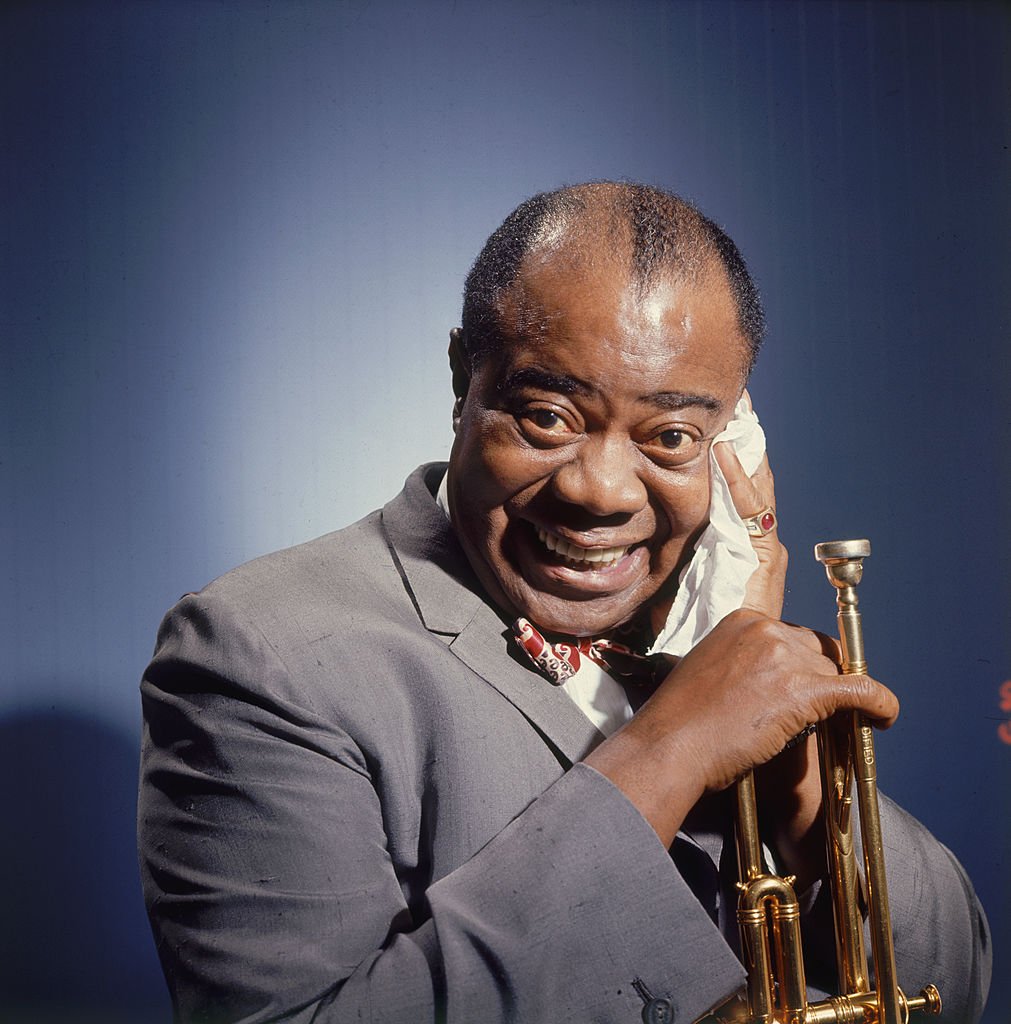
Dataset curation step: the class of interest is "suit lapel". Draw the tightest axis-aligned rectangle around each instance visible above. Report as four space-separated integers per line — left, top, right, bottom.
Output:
448 597 605 765
380 464 482 636
381 464 605 766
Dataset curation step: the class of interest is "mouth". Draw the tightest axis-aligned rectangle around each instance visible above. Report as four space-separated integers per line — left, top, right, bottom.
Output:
535 527 634 569
496 520 658 626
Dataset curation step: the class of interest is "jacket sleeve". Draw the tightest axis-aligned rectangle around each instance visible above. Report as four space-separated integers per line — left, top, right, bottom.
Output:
880 795 992 1024
138 590 747 1024
789 790 990 1022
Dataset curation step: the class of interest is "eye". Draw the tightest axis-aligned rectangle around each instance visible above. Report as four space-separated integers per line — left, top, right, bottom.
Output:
658 429 689 450
515 405 579 445
530 409 565 431
644 426 703 466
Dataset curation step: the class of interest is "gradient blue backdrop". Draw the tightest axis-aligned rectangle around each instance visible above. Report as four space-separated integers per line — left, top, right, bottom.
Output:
2 2 1007 1021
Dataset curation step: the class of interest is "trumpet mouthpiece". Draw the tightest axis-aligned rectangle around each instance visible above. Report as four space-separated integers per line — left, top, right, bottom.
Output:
814 539 870 589
814 539 871 564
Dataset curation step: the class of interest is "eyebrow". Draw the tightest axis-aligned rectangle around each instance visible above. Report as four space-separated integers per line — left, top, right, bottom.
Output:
645 390 722 413
498 366 722 412
498 367 593 397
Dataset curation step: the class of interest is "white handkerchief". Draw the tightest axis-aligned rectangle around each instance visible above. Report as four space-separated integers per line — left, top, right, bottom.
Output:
648 396 766 657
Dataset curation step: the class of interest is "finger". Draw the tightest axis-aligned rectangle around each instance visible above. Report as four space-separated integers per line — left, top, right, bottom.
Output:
830 673 901 729
748 452 776 506
782 622 842 665
776 630 851 683
814 630 842 665
713 441 767 520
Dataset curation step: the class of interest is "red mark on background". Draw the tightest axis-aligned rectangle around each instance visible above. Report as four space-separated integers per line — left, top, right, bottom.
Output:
999 681 1011 745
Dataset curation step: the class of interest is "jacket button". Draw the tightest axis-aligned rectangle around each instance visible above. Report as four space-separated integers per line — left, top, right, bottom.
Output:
642 997 675 1023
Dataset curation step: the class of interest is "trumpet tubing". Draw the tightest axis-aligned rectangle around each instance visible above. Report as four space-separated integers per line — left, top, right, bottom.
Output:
710 540 942 1024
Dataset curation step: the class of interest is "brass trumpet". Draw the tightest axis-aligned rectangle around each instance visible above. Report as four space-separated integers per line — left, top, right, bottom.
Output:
711 540 942 1024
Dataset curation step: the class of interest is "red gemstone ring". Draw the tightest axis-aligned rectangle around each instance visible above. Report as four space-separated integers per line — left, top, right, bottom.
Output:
743 506 777 537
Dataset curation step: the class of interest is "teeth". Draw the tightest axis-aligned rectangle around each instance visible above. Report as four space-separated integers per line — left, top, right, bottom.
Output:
536 528 630 567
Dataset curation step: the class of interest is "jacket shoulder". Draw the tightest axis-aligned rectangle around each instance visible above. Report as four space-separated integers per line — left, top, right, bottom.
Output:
201 510 400 615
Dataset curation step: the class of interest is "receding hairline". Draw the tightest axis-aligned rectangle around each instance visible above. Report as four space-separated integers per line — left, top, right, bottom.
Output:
496 224 745 348
506 216 732 297
509 183 718 283
458 181 766 387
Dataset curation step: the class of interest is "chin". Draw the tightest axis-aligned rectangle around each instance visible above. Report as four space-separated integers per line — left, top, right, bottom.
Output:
516 591 642 638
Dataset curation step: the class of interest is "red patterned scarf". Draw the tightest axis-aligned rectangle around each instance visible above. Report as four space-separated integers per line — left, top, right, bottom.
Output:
512 617 668 687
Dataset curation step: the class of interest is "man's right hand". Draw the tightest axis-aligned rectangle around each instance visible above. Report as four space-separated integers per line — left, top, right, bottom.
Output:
583 608 899 850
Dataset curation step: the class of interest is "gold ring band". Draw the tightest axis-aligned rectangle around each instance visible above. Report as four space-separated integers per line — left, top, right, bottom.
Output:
743 506 777 537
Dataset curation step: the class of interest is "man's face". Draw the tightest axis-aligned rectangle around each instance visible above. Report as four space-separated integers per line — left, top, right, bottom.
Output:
448 250 749 637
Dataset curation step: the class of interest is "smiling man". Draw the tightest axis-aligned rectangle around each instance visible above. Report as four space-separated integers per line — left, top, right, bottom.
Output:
139 183 990 1024
447 194 751 640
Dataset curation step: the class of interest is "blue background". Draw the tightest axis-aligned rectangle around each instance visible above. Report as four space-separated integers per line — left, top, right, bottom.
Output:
2 2 1007 1021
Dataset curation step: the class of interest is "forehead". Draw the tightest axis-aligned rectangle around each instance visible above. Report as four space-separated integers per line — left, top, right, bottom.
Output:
490 249 750 398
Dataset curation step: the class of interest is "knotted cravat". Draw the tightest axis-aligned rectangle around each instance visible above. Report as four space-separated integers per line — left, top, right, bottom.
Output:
512 617 668 686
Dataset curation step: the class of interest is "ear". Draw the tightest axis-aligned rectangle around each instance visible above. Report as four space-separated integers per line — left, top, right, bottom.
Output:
448 327 470 429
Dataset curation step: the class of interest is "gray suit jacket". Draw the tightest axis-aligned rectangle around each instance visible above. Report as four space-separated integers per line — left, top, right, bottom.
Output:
139 464 990 1023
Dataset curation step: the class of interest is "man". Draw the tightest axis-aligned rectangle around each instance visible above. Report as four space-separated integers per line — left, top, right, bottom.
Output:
138 183 990 1023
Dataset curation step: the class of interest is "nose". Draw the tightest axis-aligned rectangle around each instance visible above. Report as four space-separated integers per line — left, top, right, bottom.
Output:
550 434 648 518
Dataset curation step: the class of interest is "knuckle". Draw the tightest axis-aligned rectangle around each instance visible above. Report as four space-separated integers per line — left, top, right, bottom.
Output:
854 673 883 702
755 615 789 642
752 619 794 660
771 541 788 569
724 607 760 628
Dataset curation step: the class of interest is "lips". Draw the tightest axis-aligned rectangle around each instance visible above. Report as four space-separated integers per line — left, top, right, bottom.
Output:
536 527 632 568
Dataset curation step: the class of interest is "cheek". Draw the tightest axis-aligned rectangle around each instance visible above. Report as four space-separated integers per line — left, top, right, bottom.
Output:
451 441 534 547
464 416 557 505
654 465 713 543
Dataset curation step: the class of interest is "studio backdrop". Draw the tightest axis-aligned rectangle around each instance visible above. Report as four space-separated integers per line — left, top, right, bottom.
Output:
2 2 1007 1021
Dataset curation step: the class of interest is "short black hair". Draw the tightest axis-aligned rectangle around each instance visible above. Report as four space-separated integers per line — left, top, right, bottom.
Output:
459 181 765 381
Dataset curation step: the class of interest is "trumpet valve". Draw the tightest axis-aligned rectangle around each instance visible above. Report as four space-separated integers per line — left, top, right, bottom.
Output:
904 984 942 1017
